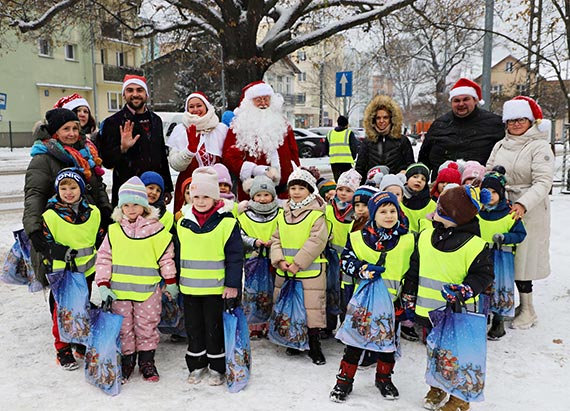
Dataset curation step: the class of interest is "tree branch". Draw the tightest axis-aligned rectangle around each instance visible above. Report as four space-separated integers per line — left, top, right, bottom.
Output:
9 0 82 33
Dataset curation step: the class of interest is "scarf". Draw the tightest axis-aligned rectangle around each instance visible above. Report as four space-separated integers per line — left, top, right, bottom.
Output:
220 191 236 201
332 197 354 222
403 185 431 210
362 211 409 251
289 193 316 211
192 200 224 227
248 199 279 215
185 109 220 133
46 196 92 223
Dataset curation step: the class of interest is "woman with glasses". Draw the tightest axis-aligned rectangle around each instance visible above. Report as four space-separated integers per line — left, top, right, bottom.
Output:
486 96 554 330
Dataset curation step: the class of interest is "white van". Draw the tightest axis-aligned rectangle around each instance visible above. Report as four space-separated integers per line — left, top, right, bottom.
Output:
156 112 185 139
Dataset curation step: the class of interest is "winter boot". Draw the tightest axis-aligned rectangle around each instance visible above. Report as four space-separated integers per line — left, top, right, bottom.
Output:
56 346 79 371
121 352 137 384
401 325 420 342
423 386 447 410
208 369 225 386
438 395 470 411
329 360 358 403
375 360 399 400
286 347 302 356
72 344 86 360
510 292 537 329
308 333 326 365
487 314 506 340
138 350 159 382
187 367 208 384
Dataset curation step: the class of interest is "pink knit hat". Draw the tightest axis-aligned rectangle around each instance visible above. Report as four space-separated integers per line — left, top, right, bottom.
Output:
190 167 220 200
212 163 233 189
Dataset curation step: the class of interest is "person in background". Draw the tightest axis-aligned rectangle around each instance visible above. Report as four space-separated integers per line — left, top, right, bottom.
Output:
213 163 238 216
400 163 435 233
430 162 462 201
461 161 486 186
326 115 359 181
140 171 175 232
175 177 193 222
379 174 406 203
317 177 337 203
53 93 97 142
351 185 379 232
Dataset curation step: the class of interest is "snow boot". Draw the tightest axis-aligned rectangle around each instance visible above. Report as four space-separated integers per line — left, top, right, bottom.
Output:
208 369 225 386
286 347 302 356
308 333 326 365
57 346 79 371
438 395 470 411
487 314 506 340
329 360 358 403
510 292 537 329
121 352 137 384
401 324 420 342
138 350 159 382
72 344 86 360
423 386 447 410
187 367 208 384
375 360 399 400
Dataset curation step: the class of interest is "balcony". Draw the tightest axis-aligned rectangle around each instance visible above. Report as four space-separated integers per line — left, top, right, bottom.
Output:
103 65 144 82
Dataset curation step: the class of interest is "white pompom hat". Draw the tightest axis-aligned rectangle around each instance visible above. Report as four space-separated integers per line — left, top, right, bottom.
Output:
503 96 550 133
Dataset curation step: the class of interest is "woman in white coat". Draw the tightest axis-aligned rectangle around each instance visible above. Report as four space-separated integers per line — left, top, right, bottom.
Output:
486 96 554 329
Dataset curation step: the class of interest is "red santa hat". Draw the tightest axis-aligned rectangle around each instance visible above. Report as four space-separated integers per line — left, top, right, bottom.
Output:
241 81 275 102
184 91 213 112
503 95 550 133
53 93 91 112
122 74 148 94
448 78 484 105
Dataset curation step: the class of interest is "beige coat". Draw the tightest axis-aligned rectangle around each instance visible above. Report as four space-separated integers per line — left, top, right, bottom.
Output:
486 124 554 281
271 196 328 329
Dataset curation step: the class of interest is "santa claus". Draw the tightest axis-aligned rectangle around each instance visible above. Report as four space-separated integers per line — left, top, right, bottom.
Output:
222 81 300 200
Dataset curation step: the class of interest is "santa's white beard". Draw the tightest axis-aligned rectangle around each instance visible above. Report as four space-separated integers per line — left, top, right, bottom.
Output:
231 97 288 158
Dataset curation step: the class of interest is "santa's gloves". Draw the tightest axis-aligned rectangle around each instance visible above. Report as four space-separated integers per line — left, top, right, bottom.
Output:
357 264 385 280
441 283 473 303
240 161 280 184
492 233 505 246
186 124 199 153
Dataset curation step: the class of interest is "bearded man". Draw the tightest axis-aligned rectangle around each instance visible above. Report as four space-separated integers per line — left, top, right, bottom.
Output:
222 81 300 200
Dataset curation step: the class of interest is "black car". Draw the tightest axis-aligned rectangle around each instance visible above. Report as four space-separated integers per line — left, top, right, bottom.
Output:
293 128 327 158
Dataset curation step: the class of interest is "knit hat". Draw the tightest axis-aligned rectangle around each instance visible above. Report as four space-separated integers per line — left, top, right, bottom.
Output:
118 176 150 209
461 161 486 184
140 171 165 202
248 175 277 199
45 108 79 136
241 81 275 101
336 169 362 192
337 115 349 127
481 166 507 201
379 174 405 192
367 165 390 182
449 78 484 105
53 93 91 112
431 162 462 197
180 177 193 198
435 185 489 226
287 167 317 194
190 166 220 200
368 191 401 224
502 96 550 132
212 163 233 189
317 177 336 198
54 168 86 194
185 91 214 113
405 162 430 181
352 185 379 206
122 74 148 95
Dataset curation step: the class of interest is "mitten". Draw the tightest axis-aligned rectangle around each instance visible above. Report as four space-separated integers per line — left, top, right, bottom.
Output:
397 293 416 321
358 264 385 280
99 285 117 302
492 233 505 245
441 283 474 303
224 297 239 314
165 283 179 300
29 231 50 256
64 248 78 263
186 124 199 152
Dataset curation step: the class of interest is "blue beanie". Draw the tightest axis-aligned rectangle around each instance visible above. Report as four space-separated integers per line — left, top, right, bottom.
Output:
367 191 401 223
352 185 379 206
54 168 86 194
140 171 165 202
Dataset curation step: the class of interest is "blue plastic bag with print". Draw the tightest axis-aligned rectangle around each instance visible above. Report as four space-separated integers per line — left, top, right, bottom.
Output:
490 248 515 317
224 306 252 393
47 264 91 345
325 244 342 316
243 251 274 324
158 289 186 337
335 278 396 352
425 300 487 403
85 300 123 396
1 229 43 292
268 278 309 351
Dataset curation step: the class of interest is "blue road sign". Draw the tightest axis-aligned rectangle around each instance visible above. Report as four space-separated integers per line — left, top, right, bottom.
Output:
0 93 6 110
335 72 353 97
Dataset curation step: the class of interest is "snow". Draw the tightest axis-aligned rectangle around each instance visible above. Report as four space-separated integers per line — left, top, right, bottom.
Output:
0 147 569 410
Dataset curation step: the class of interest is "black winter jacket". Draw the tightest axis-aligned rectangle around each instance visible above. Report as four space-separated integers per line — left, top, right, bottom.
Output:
355 133 414 177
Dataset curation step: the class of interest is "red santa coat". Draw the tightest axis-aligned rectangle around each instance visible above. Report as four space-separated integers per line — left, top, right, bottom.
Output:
222 125 300 200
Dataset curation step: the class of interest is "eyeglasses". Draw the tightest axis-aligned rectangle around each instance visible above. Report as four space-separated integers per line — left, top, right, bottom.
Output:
506 118 529 125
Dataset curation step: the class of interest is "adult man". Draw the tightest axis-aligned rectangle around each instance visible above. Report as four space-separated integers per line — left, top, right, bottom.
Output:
99 74 173 206
222 81 300 200
326 115 359 181
418 78 504 181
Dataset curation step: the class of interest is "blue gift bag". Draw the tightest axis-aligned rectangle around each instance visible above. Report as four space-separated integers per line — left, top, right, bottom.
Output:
335 278 396 352
47 266 91 345
85 301 123 396
491 249 515 317
1 229 43 292
426 303 487 403
224 306 252 393
325 245 341 316
158 290 186 337
243 253 274 324
268 278 309 351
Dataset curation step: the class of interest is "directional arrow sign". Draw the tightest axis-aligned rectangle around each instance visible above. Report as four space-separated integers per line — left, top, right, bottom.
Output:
335 71 353 97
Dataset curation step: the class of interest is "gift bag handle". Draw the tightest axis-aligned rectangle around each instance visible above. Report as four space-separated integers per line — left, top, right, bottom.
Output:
448 292 468 314
65 259 78 273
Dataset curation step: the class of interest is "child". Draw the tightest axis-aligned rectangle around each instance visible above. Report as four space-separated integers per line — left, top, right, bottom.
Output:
366 165 390 188
351 185 379 232
430 162 462 200
330 191 415 402
478 167 526 340
239 175 281 338
317 177 337 203
401 163 436 233
401 185 494 411
379 174 405 203
213 163 238 217
141 171 175 232
95 176 177 383
42 168 104 370
177 167 243 386
175 177 193 222
461 161 486 186
270 168 329 365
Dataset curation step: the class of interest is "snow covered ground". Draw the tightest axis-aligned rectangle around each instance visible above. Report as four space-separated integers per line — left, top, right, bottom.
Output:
0 148 569 410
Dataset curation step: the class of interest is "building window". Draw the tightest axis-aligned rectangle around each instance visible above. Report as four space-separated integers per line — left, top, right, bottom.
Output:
285 77 292 95
297 72 306 82
505 61 514 72
516 84 527 94
116 51 125 67
38 38 52 57
297 51 306 61
100 49 106 64
65 44 77 61
491 84 503 94
296 93 306 105
108 92 121 111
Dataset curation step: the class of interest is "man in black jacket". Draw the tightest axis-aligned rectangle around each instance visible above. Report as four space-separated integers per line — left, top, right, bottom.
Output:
419 78 504 181
99 74 173 206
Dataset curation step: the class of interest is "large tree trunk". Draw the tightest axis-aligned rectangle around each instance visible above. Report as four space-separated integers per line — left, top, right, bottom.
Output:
223 56 271 110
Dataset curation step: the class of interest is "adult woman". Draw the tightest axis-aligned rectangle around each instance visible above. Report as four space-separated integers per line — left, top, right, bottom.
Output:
24 108 112 285
355 95 414 179
167 92 228 212
54 93 97 141
486 96 554 329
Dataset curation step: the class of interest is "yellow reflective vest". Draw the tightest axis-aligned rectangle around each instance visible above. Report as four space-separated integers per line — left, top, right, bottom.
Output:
401 200 436 233
477 214 518 246
327 129 354 165
177 217 237 295
159 210 175 232
276 210 327 278
108 223 172 302
326 204 354 286
42 206 100 277
238 210 282 259
415 228 486 319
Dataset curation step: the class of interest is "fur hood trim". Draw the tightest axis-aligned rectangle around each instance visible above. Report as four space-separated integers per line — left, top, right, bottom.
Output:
363 95 404 141
111 204 160 222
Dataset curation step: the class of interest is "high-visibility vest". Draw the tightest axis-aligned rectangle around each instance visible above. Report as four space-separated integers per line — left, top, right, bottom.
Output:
238 210 282 259
108 223 172 302
477 213 518 246
400 200 436 233
327 129 354 165
42 206 100 277
415 228 486 319
276 210 327 278
350 231 415 301
325 204 354 286
177 217 237 295
160 210 175 231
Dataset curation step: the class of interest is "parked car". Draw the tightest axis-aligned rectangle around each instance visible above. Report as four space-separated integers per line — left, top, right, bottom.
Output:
156 112 185 139
293 128 327 158
307 126 333 136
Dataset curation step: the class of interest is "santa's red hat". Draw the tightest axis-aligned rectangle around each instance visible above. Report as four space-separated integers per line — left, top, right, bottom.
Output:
503 95 550 132
449 78 484 105
241 81 274 102
53 93 90 112
184 91 213 112
122 74 148 94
